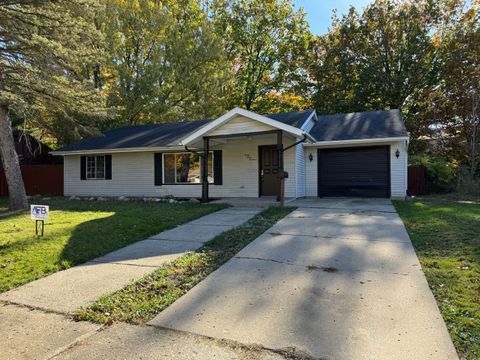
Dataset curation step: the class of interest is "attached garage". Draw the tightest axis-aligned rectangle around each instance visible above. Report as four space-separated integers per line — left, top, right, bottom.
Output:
304 110 409 199
317 146 390 198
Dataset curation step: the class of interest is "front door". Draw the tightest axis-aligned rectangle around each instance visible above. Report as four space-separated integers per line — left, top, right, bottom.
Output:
259 145 280 197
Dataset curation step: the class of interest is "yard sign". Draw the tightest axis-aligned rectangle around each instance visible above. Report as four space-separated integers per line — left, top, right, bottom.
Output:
31 205 49 236
31 205 49 221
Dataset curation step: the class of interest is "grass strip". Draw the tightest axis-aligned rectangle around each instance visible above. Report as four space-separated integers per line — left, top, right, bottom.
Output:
74 206 294 325
394 199 480 360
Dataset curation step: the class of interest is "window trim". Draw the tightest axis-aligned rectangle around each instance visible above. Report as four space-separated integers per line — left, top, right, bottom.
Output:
85 155 106 180
162 152 214 185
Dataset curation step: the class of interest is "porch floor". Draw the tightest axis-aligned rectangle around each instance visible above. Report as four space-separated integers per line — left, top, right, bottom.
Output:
209 196 294 208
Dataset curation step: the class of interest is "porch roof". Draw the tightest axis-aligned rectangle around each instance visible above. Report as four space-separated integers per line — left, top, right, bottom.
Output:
180 108 315 146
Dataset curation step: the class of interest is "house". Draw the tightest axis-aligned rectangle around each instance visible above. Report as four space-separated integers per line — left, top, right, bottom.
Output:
53 108 408 200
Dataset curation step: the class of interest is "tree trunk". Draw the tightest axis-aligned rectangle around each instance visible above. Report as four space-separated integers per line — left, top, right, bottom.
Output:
0 105 28 210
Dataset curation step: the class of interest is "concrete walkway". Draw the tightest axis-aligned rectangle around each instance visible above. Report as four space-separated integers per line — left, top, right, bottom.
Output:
150 198 458 360
0 207 261 359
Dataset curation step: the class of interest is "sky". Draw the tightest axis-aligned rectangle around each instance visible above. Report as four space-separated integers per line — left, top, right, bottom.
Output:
293 0 373 35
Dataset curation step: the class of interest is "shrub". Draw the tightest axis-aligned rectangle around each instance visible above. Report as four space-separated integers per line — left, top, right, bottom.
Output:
410 155 456 192
455 166 480 195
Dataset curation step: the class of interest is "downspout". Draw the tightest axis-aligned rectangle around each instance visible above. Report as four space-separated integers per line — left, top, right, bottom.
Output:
184 146 201 156
281 134 308 152
277 134 308 207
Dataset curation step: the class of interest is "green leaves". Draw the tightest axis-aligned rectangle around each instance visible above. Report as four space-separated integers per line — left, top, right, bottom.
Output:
103 0 230 125
0 0 108 143
310 0 479 175
209 0 313 111
311 0 438 115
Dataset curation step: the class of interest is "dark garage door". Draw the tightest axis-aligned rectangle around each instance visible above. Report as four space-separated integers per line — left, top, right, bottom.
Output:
318 146 390 198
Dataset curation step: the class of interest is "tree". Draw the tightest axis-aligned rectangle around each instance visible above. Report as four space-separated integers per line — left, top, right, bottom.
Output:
103 0 230 125
208 0 313 112
0 0 105 209
311 0 439 132
419 2 479 177
254 91 313 114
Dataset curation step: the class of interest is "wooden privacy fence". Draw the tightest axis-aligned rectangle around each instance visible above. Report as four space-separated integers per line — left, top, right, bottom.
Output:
0 164 63 196
408 165 427 196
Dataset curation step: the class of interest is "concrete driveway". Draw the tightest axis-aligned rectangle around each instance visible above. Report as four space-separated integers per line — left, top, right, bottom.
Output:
150 198 458 360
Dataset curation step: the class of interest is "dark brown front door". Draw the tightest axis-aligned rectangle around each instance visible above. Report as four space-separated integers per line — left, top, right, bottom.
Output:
259 145 280 196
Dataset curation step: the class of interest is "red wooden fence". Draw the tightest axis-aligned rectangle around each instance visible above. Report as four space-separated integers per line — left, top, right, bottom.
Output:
408 165 427 196
0 164 63 196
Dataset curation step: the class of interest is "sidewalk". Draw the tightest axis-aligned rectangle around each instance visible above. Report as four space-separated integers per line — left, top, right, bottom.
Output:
0 207 261 360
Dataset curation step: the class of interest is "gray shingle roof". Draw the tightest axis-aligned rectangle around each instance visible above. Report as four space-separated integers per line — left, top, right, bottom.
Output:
57 120 210 152
55 109 406 153
310 109 407 141
264 109 315 128
55 110 314 152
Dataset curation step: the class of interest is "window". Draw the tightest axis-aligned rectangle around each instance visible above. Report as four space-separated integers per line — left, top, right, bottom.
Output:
86 155 105 179
163 152 213 184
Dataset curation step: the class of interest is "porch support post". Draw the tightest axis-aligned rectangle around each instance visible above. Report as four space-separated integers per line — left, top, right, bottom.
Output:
277 130 284 207
201 137 209 203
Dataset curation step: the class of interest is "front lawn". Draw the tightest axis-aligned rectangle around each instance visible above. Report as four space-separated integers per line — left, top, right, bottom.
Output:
394 199 480 359
75 206 294 324
0 197 225 293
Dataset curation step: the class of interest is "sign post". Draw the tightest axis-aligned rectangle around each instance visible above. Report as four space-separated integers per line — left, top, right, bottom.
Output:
31 205 49 236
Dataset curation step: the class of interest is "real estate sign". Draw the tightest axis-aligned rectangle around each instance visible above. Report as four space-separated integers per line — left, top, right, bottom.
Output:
31 205 49 222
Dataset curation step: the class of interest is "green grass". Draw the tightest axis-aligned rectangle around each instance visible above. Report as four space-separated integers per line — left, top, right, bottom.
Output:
0 197 225 293
394 198 480 359
75 206 295 325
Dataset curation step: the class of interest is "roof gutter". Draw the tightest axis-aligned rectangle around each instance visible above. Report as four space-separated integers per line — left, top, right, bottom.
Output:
303 136 409 147
51 145 187 156
303 132 316 143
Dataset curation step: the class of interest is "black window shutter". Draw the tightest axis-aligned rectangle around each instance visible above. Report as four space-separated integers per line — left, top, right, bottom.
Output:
80 156 86 180
105 155 112 180
154 153 163 186
213 150 222 185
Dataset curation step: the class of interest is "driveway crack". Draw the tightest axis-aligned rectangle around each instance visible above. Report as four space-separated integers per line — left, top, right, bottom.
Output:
234 256 296 266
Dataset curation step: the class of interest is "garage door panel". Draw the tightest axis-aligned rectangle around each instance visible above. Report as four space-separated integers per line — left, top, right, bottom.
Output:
318 146 390 198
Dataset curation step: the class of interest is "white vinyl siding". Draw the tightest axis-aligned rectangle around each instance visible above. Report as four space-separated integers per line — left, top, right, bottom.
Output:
389 140 408 198
295 143 305 197
64 133 297 198
293 111 316 198
305 147 318 197
208 115 275 137
304 140 408 199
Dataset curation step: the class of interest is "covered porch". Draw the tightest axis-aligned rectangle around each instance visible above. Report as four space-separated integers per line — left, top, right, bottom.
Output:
180 108 314 204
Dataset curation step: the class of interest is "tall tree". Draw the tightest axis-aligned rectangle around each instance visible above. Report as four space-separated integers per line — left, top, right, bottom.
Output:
103 0 230 125
0 0 105 209
209 0 312 111
311 0 439 131
418 1 479 177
